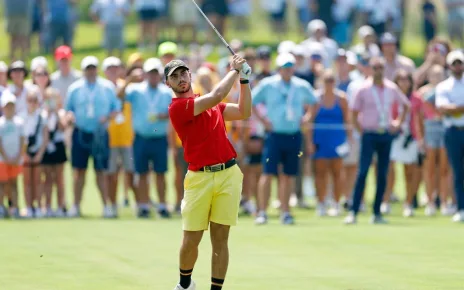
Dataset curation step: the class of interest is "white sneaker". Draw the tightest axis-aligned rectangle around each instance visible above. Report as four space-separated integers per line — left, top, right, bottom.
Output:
289 194 298 208
68 206 81 218
255 212 268 225
24 208 34 219
452 211 464 222
242 200 256 215
328 204 341 217
45 208 54 218
380 202 391 215
424 204 436 216
441 204 455 216
174 280 196 290
55 208 66 218
403 205 414 218
316 203 327 217
343 212 357 225
103 205 117 218
34 208 44 219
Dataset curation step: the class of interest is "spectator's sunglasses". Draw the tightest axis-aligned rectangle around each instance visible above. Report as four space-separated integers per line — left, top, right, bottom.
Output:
27 98 38 104
372 65 384 70
452 60 463 66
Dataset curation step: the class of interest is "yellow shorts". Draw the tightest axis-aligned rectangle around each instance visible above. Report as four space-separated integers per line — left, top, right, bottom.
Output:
181 164 243 231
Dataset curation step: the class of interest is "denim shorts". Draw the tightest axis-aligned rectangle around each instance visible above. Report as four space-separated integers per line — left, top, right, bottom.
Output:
425 119 445 149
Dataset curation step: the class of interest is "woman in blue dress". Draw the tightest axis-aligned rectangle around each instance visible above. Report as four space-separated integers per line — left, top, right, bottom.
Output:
307 70 351 217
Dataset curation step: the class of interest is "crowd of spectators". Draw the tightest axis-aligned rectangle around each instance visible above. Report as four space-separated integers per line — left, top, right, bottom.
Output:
1 0 464 224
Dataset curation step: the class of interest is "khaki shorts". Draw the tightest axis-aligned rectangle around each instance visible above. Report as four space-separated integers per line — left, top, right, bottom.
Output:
107 147 134 174
181 165 243 231
6 15 31 36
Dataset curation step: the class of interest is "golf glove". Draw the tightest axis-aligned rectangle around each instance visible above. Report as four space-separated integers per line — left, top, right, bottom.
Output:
240 63 252 80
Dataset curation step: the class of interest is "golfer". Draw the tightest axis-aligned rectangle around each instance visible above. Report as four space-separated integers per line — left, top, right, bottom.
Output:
167 55 251 290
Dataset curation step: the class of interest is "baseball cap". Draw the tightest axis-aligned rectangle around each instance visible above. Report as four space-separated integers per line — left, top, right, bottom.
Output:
0 61 7 73
276 53 296 68
127 53 144 68
102 56 122 71
1 90 16 107
143 58 163 73
257 45 271 59
31 56 48 71
164 60 189 79
358 25 375 39
307 19 327 34
278 41 296 54
446 50 464 66
55 45 73 61
380 33 397 45
158 42 178 57
8 60 29 79
81 56 99 70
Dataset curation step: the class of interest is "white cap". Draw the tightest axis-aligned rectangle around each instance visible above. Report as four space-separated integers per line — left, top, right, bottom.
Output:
81 56 99 70
143 58 163 73
102 56 122 71
307 19 327 34
0 61 7 73
447 50 464 66
31 56 48 71
276 53 296 68
358 25 375 39
1 90 16 107
278 41 296 54
291 45 308 57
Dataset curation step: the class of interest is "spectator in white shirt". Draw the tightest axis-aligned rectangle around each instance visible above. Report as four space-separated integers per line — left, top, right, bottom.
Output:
91 0 131 59
7 61 33 115
302 19 338 68
351 25 381 58
21 88 49 218
0 93 25 218
380 33 416 81
435 50 464 222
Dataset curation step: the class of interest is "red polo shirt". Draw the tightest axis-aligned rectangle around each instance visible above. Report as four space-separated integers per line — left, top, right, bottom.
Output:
168 95 237 171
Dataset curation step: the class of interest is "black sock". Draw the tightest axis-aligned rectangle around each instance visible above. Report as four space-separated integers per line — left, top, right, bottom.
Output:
211 278 224 290
179 268 193 289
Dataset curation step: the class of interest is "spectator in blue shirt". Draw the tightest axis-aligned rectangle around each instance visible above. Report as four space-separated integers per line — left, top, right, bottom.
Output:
65 56 120 218
252 53 317 225
45 0 75 53
118 58 173 219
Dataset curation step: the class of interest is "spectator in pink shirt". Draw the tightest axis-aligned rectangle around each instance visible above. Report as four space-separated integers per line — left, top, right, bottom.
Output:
344 57 410 225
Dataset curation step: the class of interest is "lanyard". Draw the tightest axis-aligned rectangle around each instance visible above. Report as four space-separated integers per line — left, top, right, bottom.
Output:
145 85 160 113
280 79 296 121
371 85 389 128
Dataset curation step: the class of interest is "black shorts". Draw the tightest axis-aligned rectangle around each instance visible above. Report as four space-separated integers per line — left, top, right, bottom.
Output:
42 142 68 165
244 136 263 165
139 9 160 21
202 0 229 16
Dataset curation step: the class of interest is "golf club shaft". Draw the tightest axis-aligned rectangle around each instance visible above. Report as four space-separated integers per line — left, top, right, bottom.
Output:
191 0 235 55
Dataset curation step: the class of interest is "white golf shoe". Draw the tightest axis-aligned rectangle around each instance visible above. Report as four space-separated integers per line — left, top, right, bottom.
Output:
452 211 464 223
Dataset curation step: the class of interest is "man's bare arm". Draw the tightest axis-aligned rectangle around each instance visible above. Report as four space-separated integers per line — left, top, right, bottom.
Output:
194 55 246 116
223 82 252 121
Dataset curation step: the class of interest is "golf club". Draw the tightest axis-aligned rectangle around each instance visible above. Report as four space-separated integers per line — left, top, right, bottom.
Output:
190 0 235 55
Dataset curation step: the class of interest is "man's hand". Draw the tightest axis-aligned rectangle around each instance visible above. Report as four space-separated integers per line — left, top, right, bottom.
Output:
389 119 401 134
32 153 43 164
263 118 273 132
240 63 252 80
66 111 75 126
230 54 246 71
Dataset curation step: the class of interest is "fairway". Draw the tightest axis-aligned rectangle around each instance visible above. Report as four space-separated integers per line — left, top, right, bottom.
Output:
1 165 464 290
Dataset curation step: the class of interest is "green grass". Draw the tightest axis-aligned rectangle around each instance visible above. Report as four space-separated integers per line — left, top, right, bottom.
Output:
1 2 464 289
1 162 464 290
